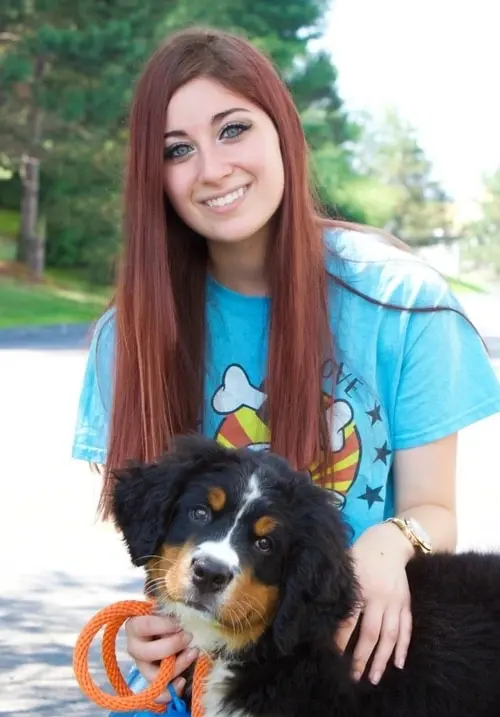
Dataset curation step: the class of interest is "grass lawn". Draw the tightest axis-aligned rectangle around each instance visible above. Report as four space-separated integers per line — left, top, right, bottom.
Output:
445 275 486 294
0 209 110 328
0 274 110 328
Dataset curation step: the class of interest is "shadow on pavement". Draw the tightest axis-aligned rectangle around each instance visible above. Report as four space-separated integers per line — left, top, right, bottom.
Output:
0 571 144 715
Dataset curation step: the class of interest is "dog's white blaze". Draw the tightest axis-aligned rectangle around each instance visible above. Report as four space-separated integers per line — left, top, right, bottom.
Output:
195 472 262 571
196 539 240 569
245 473 261 503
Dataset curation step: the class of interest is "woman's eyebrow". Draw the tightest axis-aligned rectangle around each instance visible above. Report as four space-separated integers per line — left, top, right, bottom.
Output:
164 107 251 139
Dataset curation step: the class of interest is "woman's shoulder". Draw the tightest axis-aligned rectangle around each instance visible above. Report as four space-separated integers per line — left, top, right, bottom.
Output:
90 307 116 354
323 227 459 311
72 307 116 464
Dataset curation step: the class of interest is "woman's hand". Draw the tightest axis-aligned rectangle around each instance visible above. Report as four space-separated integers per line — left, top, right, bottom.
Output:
125 614 199 704
335 522 414 685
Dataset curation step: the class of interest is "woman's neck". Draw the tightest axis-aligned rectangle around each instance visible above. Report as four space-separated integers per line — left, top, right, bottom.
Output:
208 231 269 296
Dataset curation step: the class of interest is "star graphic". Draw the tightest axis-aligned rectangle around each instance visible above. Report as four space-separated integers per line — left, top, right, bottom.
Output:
358 485 384 509
366 403 382 426
374 441 392 465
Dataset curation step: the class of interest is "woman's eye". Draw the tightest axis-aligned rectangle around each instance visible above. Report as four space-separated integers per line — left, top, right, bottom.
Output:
164 144 192 160
255 536 273 554
220 122 250 140
190 506 212 523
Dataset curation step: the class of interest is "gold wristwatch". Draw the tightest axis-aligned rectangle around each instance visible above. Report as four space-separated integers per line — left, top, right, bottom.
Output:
385 517 433 555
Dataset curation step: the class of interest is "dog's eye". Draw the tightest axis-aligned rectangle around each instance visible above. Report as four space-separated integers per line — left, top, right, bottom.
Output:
255 536 273 553
189 506 212 523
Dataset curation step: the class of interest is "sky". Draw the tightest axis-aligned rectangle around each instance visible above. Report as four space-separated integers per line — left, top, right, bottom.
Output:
320 0 500 205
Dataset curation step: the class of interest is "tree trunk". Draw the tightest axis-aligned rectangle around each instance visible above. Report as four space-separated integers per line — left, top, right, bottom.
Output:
18 153 41 276
17 54 45 272
27 213 46 282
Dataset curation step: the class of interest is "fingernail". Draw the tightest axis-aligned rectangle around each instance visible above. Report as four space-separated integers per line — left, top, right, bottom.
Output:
185 647 199 661
396 657 405 670
353 671 361 682
173 677 186 692
370 671 381 685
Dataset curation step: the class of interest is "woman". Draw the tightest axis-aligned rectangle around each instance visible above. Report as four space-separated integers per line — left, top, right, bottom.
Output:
73 27 500 706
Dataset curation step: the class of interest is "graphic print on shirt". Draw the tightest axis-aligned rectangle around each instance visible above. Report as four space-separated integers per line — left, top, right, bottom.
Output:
211 364 362 508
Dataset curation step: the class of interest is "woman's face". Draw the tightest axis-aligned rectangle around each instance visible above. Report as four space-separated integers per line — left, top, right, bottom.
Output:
163 77 285 247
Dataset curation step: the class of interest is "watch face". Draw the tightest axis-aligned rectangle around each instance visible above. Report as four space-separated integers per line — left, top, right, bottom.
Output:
407 518 432 550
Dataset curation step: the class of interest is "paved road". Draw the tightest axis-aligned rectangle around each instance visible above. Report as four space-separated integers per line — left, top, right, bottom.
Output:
0 348 141 715
0 296 499 714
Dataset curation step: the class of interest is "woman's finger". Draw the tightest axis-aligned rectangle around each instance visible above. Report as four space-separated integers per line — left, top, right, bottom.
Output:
335 609 361 653
125 614 181 640
174 646 200 678
151 675 187 706
127 629 193 663
368 607 401 684
351 605 384 681
394 604 412 669
136 647 199 704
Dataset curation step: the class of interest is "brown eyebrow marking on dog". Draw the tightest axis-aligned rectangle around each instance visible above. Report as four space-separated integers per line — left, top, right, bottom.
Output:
254 516 278 537
207 486 226 512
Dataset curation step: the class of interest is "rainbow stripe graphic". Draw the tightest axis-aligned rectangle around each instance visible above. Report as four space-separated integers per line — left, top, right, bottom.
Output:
215 401 360 498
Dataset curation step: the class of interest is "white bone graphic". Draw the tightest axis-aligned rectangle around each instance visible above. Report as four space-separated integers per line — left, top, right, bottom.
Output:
327 400 353 452
212 365 266 415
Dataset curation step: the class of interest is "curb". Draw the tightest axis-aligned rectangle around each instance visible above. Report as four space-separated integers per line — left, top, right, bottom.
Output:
0 325 498 358
0 323 92 350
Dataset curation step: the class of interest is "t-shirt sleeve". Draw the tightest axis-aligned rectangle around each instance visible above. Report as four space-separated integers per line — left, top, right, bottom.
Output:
71 310 115 464
392 291 500 450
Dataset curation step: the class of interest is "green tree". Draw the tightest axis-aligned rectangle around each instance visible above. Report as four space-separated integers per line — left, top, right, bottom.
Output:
355 108 454 243
464 169 500 274
0 0 176 279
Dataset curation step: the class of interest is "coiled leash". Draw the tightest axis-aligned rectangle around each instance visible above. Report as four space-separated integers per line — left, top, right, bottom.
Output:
73 600 212 716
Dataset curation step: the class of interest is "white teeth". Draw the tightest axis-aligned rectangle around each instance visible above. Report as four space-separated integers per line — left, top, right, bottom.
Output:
206 186 247 208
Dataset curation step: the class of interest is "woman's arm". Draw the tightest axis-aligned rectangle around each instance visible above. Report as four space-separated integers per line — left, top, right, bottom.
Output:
381 431 458 560
335 432 458 684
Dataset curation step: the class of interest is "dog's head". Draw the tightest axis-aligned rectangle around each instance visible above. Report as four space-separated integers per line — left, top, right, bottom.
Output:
112 436 357 655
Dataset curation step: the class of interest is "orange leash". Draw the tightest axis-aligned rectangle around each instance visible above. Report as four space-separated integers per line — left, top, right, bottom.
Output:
73 599 212 715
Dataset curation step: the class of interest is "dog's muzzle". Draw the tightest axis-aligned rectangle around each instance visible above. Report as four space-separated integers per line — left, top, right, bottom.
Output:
191 556 235 595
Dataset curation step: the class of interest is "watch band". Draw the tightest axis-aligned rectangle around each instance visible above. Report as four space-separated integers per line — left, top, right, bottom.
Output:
385 516 433 555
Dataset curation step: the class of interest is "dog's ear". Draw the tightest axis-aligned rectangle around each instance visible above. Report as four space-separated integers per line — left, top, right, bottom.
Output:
112 456 188 567
272 485 359 655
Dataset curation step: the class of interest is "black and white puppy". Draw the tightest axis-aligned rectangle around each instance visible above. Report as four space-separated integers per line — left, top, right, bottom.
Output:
112 435 500 717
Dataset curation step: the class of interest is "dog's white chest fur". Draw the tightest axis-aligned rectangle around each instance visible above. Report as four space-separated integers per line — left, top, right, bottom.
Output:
202 658 249 717
164 603 250 717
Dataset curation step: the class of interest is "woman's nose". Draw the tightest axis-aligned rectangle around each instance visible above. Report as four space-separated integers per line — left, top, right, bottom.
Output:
198 146 232 184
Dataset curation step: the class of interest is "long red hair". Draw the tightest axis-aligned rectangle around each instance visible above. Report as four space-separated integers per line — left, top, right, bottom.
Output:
100 27 349 518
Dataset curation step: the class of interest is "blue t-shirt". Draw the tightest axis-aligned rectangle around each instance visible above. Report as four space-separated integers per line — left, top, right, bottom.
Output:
72 229 500 542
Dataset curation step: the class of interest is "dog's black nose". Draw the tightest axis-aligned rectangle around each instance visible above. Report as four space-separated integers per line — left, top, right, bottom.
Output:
191 556 234 593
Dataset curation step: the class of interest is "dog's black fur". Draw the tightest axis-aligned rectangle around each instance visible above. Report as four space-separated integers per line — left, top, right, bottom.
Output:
113 436 500 717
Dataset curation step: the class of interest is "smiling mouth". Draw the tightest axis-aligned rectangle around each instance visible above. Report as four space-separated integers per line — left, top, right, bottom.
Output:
203 184 249 209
